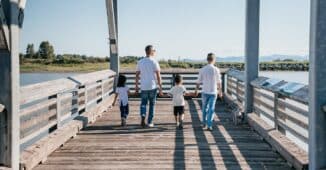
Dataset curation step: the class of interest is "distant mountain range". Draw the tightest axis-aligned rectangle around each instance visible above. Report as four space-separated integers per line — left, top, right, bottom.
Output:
184 54 309 63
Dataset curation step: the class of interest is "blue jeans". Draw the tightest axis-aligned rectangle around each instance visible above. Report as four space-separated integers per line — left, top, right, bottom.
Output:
202 93 217 128
120 102 129 119
140 89 157 124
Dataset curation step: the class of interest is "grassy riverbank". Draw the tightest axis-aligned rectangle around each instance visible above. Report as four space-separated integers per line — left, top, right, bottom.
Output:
20 61 309 73
20 62 109 73
20 62 140 73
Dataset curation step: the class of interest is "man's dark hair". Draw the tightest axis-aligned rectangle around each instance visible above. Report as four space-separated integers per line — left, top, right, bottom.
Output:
174 74 182 84
207 53 216 62
145 45 153 54
117 74 127 87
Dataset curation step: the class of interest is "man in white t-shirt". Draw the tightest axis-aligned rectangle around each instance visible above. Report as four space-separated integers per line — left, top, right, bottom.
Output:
195 53 223 131
135 45 163 128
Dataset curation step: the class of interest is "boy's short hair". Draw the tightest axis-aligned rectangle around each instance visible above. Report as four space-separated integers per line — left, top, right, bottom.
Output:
174 74 182 84
207 53 216 62
145 45 153 53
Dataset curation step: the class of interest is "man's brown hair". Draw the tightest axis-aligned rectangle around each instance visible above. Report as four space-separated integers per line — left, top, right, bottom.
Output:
145 45 154 55
207 53 215 62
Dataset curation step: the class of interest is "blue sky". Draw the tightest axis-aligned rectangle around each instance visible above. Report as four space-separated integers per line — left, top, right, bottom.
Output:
20 0 310 60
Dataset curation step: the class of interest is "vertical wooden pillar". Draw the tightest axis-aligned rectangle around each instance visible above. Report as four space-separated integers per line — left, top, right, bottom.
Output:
244 0 260 116
309 0 326 169
0 0 23 169
106 0 119 75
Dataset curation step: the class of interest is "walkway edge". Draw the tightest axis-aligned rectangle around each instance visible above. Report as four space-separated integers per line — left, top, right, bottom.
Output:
19 95 114 170
247 113 309 170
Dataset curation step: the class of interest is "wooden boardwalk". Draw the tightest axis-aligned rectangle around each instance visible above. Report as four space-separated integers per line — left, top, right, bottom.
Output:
34 99 290 170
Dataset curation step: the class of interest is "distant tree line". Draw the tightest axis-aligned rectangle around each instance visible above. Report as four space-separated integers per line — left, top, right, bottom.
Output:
21 41 109 64
159 59 309 71
19 41 309 71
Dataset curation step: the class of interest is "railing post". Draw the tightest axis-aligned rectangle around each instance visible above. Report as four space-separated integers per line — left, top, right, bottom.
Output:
273 93 279 130
226 76 231 95
221 73 226 93
84 86 88 112
101 80 105 100
56 93 62 128
236 79 240 102
309 0 326 169
172 73 176 88
0 0 23 169
244 0 260 118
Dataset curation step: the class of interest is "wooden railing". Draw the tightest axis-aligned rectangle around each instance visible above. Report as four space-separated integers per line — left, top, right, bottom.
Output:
251 77 308 150
121 69 227 95
19 70 115 170
122 69 201 93
225 69 308 169
225 69 245 107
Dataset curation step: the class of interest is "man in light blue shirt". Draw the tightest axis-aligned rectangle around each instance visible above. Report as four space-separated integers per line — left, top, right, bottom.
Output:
135 45 163 128
195 53 223 131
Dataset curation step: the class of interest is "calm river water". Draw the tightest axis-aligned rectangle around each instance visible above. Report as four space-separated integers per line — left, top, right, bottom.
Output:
20 71 309 86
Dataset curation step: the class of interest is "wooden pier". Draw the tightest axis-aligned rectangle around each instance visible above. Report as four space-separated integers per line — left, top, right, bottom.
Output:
33 99 290 170
1 0 326 169
0 69 310 170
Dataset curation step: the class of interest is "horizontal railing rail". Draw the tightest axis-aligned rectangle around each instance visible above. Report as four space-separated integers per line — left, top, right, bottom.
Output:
121 69 227 95
19 70 115 150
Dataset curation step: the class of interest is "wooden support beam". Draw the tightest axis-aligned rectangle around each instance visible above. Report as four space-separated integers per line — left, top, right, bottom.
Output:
0 0 22 169
244 0 260 117
309 0 326 169
106 0 119 75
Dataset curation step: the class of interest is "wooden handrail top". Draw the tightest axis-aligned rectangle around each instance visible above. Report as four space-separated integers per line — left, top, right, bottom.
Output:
20 78 77 105
20 69 116 105
120 68 228 74
69 69 116 85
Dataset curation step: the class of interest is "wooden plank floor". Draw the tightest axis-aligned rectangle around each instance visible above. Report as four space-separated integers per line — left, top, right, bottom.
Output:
34 99 291 170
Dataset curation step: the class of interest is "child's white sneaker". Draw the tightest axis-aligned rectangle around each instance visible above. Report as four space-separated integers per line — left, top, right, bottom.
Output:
148 123 154 128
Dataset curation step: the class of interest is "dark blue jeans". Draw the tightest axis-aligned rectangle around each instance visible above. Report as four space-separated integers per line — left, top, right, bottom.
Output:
140 89 157 124
120 102 129 119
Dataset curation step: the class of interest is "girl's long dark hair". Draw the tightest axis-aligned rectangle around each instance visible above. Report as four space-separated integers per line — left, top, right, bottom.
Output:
117 74 127 87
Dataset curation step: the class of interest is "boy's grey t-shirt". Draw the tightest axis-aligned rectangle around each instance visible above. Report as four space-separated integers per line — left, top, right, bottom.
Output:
170 85 187 106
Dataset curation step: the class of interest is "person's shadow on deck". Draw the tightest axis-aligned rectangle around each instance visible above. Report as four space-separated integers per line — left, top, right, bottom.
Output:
185 99 217 170
194 99 289 170
74 99 288 170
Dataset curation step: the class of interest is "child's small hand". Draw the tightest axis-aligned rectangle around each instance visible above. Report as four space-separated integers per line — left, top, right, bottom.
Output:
194 91 199 97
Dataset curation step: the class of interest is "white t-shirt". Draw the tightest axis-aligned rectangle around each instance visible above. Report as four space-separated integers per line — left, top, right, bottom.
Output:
197 64 222 95
136 57 161 91
116 87 129 106
170 85 187 106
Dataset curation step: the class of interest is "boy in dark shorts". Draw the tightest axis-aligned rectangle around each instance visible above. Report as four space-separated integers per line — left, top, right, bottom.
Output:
169 74 194 129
